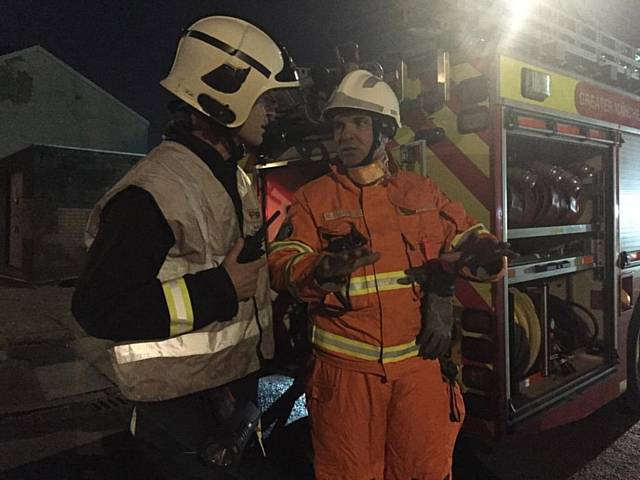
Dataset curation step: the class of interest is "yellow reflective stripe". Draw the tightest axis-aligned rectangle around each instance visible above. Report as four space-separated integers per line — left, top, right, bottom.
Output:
348 270 412 297
161 278 194 337
179 279 193 327
162 282 177 323
268 240 314 255
285 252 314 299
383 345 421 363
312 328 381 361
450 223 489 250
310 326 419 364
313 326 379 353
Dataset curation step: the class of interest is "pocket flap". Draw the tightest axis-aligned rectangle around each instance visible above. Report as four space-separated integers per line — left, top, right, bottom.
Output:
388 185 437 215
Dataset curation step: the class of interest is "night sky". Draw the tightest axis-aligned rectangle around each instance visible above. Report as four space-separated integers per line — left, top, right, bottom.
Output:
5 1 640 145
3 0 388 144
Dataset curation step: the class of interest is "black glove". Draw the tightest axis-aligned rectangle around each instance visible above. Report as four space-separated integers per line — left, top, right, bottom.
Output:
314 247 380 292
416 292 455 359
454 232 518 280
401 261 456 296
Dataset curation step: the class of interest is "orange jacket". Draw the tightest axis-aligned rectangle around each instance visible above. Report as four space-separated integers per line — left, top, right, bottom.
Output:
268 165 478 378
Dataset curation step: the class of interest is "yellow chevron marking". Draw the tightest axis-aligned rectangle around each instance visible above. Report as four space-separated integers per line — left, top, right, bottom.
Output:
430 106 491 177
426 150 490 227
404 77 423 101
451 63 482 83
394 125 416 145
455 282 492 310
470 282 493 309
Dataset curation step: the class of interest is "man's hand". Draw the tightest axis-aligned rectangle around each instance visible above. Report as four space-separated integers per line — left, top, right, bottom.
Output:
314 247 380 291
223 238 266 301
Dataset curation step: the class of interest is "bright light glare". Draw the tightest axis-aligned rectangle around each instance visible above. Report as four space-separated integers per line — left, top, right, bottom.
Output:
506 0 535 33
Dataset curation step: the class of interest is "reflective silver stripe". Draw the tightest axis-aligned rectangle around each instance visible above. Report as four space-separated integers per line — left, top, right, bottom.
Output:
348 270 412 297
162 278 194 336
329 91 385 113
113 319 255 364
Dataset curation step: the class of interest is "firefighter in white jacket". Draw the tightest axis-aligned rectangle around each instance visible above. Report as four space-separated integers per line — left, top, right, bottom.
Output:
72 16 299 479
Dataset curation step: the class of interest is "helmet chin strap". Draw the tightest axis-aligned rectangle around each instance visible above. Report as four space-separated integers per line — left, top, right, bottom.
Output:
169 104 248 162
202 115 247 162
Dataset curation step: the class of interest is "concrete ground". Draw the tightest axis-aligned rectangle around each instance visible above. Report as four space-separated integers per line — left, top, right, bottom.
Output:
0 281 311 478
0 281 127 472
454 399 640 480
1 281 640 479
570 419 640 479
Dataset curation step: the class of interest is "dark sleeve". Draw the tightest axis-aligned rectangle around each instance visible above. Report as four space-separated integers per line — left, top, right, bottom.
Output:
71 185 238 342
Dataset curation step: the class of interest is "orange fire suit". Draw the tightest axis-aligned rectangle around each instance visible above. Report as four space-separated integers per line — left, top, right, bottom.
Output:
268 165 481 480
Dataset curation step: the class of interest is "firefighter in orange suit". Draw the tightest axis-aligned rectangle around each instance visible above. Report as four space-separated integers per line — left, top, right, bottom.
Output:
268 70 509 480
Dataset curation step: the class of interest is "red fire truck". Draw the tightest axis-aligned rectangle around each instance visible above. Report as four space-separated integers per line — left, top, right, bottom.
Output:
256 0 640 439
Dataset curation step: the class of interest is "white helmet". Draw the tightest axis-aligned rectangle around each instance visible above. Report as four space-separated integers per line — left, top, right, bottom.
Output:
323 69 401 132
161 16 300 129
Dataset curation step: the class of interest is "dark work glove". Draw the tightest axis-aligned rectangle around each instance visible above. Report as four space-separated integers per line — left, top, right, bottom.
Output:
314 247 380 292
401 261 456 296
453 232 518 281
459 234 517 275
416 292 455 359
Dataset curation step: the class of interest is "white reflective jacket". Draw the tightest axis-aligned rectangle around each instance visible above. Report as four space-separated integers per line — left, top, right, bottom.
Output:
85 140 273 401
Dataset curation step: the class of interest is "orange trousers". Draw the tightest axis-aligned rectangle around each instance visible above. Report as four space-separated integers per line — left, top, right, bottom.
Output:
306 356 464 480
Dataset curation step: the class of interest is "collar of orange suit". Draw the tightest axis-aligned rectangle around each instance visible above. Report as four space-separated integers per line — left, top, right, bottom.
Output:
330 160 390 188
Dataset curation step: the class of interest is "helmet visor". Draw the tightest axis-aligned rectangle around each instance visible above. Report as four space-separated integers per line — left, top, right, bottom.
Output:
201 64 251 94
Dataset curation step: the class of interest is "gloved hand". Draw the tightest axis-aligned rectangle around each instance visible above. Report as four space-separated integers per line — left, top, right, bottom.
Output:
416 292 455 359
401 260 456 296
314 247 380 292
459 232 514 271
447 232 518 281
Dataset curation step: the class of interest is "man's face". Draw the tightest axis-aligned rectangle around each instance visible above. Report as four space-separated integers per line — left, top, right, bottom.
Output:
237 92 277 147
333 112 374 167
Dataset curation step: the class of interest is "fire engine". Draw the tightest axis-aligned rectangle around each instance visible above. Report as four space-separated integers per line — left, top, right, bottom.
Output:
256 0 640 439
